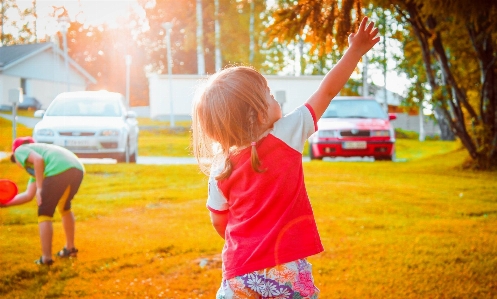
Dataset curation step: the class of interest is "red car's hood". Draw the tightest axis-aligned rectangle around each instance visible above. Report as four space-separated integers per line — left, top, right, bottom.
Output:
317 118 392 130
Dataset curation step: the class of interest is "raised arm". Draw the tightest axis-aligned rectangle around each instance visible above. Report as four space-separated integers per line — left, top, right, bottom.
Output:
306 17 380 119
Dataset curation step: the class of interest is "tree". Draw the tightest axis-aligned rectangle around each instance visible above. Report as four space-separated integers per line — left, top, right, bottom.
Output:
137 0 273 75
64 6 150 106
391 0 497 168
0 0 38 45
266 0 497 169
137 0 199 74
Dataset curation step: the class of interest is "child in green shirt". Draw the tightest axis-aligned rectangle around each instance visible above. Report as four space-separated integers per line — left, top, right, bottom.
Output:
2 137 85 265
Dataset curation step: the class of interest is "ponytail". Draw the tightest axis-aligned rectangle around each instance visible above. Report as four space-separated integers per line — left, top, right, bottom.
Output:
250 141 265 174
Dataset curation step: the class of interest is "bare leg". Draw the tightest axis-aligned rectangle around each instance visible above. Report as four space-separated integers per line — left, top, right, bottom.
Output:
61 211 76 250
38 221 53 262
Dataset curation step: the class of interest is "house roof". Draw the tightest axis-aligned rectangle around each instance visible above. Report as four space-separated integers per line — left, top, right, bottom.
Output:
0 43 52 68
0 42 96 84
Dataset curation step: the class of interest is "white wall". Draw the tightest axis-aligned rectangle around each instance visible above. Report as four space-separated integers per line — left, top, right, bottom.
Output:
149 74 202 119
148 74 325 119
266 76 324 114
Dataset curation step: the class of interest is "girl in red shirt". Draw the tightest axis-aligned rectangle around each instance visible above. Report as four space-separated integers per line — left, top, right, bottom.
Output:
192 17 379 299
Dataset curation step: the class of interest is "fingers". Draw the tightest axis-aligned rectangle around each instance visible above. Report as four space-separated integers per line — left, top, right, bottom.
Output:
366 21 375 34
358 17 379 42
359 16 368 31
358 16 378 35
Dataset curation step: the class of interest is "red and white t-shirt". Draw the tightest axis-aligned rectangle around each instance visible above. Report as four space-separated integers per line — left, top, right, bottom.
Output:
207 104 324 279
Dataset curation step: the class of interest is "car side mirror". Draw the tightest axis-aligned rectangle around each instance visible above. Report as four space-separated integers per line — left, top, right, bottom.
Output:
126 111 137 119
388 113 397 121
34 110 45 118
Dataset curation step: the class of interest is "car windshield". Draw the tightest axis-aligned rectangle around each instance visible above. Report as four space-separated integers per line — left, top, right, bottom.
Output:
46 98 123 117
322 99 387 119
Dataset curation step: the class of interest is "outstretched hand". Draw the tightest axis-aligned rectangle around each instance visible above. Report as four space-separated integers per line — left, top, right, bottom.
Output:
348 17 380 56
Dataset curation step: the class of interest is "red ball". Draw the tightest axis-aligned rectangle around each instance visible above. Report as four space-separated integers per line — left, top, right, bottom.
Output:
0 179 18 204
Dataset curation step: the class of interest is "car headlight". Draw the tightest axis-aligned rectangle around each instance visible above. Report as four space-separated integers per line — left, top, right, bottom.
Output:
100 129 120 136
317 130 339 138
371 130 390 137
36 129 54 136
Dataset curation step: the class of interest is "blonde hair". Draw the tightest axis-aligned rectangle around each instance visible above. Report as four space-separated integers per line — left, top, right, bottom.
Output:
192 66 269 179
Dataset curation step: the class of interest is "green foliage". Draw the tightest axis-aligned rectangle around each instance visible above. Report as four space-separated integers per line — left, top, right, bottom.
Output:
394 128 440 141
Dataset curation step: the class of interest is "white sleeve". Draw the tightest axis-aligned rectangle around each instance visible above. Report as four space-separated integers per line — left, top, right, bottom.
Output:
206 167 229 213
272 105 317 153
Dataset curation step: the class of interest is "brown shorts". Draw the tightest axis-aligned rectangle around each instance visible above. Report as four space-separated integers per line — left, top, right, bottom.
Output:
38 168 84 222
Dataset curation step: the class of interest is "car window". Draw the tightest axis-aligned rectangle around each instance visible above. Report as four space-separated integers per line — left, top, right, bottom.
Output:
323 100 387 119
46 98 123 117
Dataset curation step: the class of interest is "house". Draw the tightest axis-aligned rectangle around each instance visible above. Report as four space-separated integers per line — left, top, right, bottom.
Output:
0 42 96 110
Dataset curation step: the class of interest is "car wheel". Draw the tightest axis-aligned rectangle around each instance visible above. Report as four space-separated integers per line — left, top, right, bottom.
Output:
117 152 126 163
376 146 395 162
117 141 131 163
388 146 396 161
129 145 137 163
309 142 322 160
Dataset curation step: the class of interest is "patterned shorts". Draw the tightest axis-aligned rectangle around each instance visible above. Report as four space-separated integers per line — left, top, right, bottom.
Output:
216 258 319 299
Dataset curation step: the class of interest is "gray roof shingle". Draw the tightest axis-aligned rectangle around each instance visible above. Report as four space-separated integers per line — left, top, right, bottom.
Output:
0 43 51 67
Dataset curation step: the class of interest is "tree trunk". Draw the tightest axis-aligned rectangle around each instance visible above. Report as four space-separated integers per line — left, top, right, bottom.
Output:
433 107 455 141
214 0 221 71
401 3 455 141
249 0 255 64
196 0 205 75
467 24 497 164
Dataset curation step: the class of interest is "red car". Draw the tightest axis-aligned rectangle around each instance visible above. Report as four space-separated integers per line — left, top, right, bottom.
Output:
308 96 397 161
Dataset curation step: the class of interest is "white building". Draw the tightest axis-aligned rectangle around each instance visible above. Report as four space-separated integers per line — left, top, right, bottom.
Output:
149 74 328 119
148 74 403 119
148 73 439 135
0 42 96 110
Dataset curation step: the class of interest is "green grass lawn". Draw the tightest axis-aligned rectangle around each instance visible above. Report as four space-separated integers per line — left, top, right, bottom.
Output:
0 116 496 298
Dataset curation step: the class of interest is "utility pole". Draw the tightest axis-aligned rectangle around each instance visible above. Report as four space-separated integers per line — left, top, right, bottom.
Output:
125 55 131 109
58 16 70 92
162 22 175 127
382 11 388 112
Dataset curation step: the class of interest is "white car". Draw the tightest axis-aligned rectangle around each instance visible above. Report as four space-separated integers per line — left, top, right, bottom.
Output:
33 91 139 163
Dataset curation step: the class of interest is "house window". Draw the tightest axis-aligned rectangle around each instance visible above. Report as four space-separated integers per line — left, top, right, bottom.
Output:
21 78 27 94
